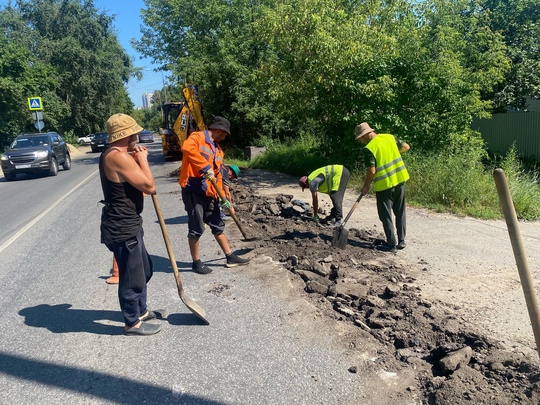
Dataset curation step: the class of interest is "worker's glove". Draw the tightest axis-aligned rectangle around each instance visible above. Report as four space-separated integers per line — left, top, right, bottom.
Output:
202 169 215 181
220 199 231 209
313 215 320 223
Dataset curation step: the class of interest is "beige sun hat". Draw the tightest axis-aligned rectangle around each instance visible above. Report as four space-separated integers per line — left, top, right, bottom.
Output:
106 113 143 143
355 122 375 139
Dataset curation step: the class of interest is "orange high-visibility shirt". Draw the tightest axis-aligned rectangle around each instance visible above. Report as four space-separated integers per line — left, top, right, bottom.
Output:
179 130 224 197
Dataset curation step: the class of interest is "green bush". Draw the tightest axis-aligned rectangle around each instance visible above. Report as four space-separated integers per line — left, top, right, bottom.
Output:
249 136 540 221
62 129 79 145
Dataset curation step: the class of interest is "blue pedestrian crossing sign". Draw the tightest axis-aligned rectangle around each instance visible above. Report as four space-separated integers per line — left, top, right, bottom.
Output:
28 97 43 111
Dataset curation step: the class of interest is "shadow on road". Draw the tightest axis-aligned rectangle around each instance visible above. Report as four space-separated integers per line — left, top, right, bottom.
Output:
0 351 226 404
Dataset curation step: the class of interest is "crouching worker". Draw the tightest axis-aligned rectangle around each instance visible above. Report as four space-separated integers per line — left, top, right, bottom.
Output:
179 116 250 274
99 113 160 336
299 164 350 226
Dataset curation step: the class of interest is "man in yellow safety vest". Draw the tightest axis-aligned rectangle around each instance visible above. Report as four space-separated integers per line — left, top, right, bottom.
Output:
356 122 410 253
298 164 350 226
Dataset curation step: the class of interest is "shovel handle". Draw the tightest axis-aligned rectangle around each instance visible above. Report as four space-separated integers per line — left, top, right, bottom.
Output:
341 193 363 228
151 194 183 292
494 169 540 359
208 177 250 240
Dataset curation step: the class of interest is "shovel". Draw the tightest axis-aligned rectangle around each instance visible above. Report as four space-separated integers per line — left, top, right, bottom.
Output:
208 177 261 242
151 193 209 325
332 193 363 249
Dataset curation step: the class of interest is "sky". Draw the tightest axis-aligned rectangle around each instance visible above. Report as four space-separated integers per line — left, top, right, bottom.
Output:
93 0 165 108
0 0 164 108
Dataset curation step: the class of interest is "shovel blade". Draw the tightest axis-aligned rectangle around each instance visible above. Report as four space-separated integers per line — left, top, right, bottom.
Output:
332 226 349 249
180 289 209 325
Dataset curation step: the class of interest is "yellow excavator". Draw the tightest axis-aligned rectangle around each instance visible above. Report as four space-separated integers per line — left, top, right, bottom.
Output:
159 83 206 160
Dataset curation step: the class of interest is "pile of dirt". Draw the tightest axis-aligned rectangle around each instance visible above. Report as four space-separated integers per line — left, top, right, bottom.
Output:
229 179 540 404
170 167 540 403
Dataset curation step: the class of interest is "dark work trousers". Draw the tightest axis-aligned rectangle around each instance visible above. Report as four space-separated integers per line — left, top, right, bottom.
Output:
109 228 153 327
375 182 406 246
329 167 350 221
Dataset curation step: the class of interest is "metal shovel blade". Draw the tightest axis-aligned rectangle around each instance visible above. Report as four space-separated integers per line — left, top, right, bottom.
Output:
332 225 349 249
151 194 209 325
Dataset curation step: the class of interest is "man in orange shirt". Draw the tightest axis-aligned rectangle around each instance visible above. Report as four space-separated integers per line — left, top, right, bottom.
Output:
179 116 250 274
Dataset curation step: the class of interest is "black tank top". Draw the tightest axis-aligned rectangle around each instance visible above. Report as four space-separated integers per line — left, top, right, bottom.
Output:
99 149 143 244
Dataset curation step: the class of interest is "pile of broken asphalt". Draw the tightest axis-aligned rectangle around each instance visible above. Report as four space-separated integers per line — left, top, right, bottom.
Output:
171 167 540 404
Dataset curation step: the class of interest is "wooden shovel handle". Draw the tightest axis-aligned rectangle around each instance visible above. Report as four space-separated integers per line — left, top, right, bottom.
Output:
207 177 249 240
151 194 183 292
341 193 363 228
494 168 540 359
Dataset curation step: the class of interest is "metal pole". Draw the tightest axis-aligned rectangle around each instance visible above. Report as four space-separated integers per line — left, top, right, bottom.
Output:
161 70 167 103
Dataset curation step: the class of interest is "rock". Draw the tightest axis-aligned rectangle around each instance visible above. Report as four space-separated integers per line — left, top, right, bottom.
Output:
385 284 401 297
484 350 525 368
490 362 505 372
353 318 371 330
305 280 330 295
296 270 332 286
439 346 473 373
348 366 358 373
327 284 337 297
269 204 281 215
336 282 369 300
364 295 386 308
292 205 305 214
322 255 333 263
287 255 298 266
336 306 356 317
312 262 331 277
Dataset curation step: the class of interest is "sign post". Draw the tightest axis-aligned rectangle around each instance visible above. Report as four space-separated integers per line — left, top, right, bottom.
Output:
28 97 44 133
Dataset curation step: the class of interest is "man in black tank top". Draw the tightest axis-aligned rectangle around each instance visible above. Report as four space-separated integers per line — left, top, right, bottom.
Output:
100 113 160 336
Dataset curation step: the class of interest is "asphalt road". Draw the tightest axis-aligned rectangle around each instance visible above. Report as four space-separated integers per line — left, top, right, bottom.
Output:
0 144 403 405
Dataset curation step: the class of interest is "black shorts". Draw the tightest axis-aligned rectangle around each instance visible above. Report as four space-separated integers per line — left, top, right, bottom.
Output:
181 188 225 239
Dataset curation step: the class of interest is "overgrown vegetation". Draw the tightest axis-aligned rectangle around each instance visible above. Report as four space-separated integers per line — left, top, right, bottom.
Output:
245 136 540 221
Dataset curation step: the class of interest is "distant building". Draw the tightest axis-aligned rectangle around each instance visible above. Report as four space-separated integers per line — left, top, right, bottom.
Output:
142 92 153 109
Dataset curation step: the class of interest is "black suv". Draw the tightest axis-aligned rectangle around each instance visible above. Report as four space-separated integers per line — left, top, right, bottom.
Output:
1 132 71 181
90 132 109 152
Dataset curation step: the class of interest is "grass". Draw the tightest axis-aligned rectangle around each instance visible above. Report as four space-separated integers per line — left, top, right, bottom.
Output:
225 136 540 221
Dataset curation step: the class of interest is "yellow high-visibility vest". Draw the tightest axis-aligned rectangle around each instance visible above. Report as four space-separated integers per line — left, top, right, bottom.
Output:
307 165 344 193
366 134 409 192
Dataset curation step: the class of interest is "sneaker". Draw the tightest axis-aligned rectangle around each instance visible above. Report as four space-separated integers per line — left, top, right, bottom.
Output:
376 243 397 253
226 253 251 268
333 220 342 228
397 240 406 250
192 260 213 274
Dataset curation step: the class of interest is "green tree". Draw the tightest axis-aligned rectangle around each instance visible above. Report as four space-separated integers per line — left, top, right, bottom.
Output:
481 0 540 111
136 0 509 156
0 0 136 140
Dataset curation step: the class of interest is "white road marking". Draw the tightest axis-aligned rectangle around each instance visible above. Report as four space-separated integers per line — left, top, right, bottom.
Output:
0 169 98 254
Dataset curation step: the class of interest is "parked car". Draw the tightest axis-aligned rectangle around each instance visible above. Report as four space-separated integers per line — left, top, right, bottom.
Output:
1 132 71 181
90 132 109 152
78 134 94 145
138 130 154 143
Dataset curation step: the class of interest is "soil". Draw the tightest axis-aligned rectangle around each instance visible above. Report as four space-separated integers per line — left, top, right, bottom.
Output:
195 167 540 405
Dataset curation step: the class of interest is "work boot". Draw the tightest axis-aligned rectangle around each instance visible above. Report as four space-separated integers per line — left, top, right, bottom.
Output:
397 240 407 250
192 260 213 274
226 253 251 268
